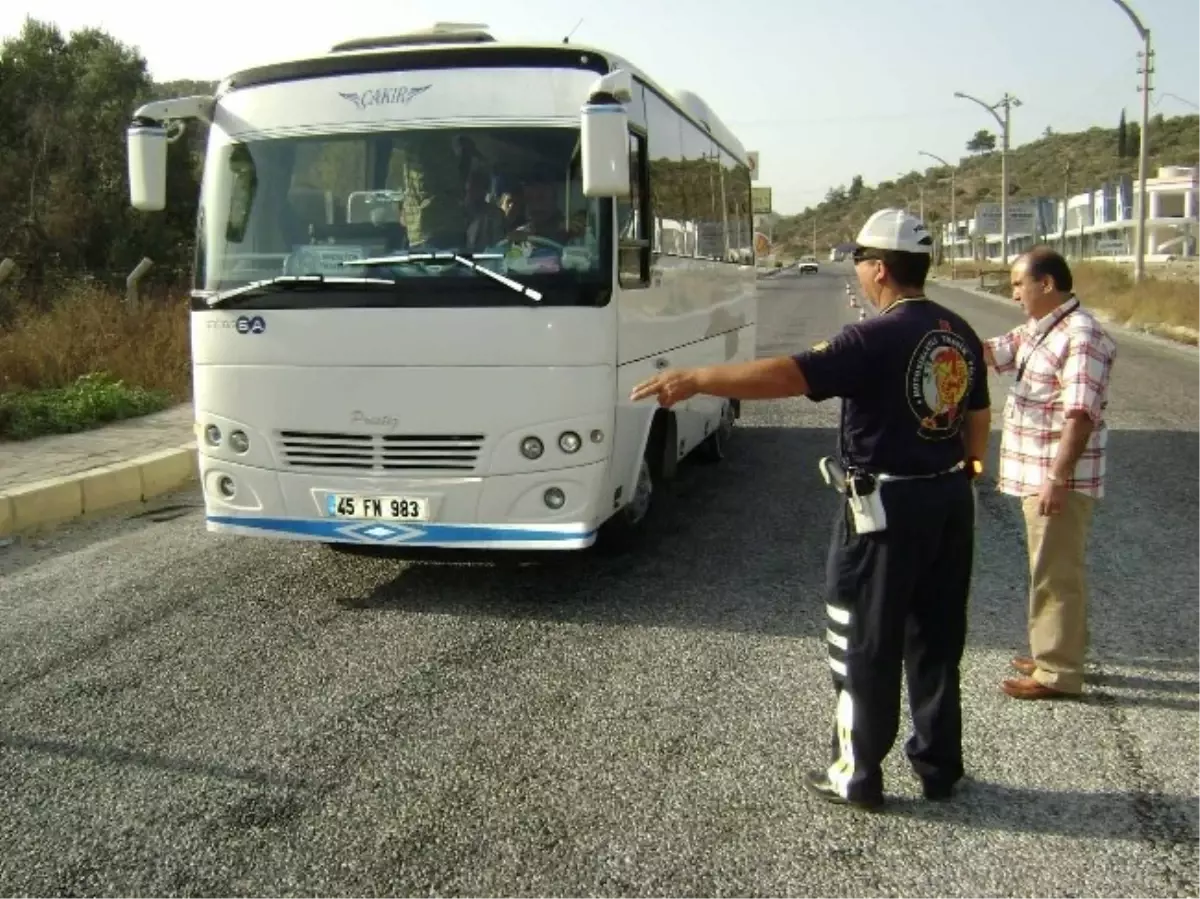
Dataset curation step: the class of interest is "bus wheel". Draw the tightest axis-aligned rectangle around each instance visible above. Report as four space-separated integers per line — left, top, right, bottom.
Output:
625 454 655 524
697 400 736 463
597 454 655 551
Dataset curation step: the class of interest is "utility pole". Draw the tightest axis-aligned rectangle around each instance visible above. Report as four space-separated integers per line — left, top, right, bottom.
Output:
955 90 1022 265
1109 0 1153 282
1135 34 1154 279
1061 161 1071 255
1001 98 1011 265
811 218 817 258
919 150 956 279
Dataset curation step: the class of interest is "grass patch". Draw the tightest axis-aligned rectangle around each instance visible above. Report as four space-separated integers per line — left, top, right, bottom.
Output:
0 283 190 441
934 260 1199 344
0 373 173 441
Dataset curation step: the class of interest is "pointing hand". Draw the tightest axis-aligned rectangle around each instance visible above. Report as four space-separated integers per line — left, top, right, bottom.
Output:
629 369 700 408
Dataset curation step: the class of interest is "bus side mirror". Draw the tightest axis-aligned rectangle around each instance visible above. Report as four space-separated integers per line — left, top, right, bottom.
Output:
581 100 631 198
128 123 169 211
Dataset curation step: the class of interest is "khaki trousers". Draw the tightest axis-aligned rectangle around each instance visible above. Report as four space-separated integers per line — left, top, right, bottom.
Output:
1021 491 1096 693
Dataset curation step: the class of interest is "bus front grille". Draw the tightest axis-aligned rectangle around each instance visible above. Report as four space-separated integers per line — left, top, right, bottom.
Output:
277 431 485 472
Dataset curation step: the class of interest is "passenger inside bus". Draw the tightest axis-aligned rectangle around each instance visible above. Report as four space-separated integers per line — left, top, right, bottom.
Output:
464 168 507 252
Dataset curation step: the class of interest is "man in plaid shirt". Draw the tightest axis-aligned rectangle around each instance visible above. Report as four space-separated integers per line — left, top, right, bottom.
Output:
983 246 1117 700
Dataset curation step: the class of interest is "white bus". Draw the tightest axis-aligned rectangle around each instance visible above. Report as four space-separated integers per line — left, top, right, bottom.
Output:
126 23 758 552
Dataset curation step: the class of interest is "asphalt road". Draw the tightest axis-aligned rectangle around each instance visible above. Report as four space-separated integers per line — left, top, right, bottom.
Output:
1 265 1197 897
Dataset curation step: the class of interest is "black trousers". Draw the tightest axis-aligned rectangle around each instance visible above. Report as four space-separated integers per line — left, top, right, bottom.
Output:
823 472 975 800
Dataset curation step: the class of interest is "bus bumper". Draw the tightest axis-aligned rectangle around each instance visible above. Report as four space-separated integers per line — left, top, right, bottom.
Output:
199 454 608 550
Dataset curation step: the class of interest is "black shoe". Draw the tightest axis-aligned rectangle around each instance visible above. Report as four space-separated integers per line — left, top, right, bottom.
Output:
922 782 954 801
802 770 884 812
921 776 965 801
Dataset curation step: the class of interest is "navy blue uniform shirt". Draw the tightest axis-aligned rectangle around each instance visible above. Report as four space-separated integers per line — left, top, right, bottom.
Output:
791 297 990 477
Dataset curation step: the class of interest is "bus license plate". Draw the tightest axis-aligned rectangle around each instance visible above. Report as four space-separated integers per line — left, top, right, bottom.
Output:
327 494 429 521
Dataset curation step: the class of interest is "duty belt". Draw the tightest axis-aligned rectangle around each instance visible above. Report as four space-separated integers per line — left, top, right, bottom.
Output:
874 460 966 483
819 458 965 495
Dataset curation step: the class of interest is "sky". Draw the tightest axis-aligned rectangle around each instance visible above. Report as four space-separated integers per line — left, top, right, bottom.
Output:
3 0 1198 215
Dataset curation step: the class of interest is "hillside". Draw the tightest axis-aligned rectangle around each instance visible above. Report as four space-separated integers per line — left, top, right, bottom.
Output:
773 113 1200 257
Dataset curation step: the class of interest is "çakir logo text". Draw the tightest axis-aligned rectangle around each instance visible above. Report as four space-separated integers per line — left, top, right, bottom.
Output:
339 85 432 111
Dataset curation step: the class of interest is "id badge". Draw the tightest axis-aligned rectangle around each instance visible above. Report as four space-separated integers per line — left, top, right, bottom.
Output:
1004 395 1018 423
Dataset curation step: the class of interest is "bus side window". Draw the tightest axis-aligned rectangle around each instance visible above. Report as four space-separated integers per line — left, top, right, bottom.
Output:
618 131 650 289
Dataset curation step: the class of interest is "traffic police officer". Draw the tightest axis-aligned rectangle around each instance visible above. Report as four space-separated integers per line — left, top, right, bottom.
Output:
630 208 992 810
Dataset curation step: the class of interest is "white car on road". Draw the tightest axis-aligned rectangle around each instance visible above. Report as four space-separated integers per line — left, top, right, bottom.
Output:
796 256 819 274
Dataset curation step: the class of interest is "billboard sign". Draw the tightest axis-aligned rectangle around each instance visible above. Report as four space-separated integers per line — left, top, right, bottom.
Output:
751 186 773 214
973 200 1040 236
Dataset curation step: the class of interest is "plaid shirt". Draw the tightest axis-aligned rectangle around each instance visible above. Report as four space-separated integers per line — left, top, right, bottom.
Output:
985 296 1117 498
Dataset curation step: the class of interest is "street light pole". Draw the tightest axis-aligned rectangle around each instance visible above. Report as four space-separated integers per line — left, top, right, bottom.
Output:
1109 0 1153 283
919 150 956 279
954 90 1021 266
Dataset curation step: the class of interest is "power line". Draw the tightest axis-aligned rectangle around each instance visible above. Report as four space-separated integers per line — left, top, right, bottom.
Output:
1155 91 1199 109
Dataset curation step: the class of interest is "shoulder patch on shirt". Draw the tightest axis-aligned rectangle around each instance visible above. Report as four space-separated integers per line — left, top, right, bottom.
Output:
811 340 830 352
906 329 977 440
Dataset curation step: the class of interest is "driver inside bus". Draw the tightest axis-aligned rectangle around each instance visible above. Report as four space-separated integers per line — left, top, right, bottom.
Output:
508 179 569 245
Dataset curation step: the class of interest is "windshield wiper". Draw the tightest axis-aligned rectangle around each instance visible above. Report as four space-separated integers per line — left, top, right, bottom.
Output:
341 252 544 303
202 274 398 308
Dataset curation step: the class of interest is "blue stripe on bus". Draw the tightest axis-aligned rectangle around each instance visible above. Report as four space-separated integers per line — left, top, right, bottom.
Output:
206 515 595 545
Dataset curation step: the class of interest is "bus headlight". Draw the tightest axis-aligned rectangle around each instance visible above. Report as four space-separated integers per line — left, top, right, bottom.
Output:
520 436 544 460
204 424 222 446
229 430 250 454
558 431 582 454
543 487 566 509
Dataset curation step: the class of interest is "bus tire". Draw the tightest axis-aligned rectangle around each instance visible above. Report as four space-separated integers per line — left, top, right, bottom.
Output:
696 400 736 464
597 411 674 551
598 453 655 550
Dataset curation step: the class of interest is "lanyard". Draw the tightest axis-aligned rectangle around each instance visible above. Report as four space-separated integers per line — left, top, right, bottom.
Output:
881 296 929 315
1016 300 1079 383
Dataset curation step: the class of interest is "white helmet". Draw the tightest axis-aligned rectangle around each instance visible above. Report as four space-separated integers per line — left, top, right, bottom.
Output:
855 208 933 255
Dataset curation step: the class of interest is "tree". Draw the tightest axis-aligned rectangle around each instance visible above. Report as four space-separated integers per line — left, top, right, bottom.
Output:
0 18 203 287
966 129 997 154
848 174 864 201
1118 109 1128 158
824 185 847 204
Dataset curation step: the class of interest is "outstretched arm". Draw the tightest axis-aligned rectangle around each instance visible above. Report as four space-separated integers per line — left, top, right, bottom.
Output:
630 357 808 408
631 326 868 409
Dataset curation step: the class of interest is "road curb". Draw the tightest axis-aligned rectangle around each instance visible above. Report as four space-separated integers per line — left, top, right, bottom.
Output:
0 442 199 539
930 277 1200 356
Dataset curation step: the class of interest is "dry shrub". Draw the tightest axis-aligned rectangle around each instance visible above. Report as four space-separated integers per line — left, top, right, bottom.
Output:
0 283 191 398
935 259 1199 338
1071 262 1199 333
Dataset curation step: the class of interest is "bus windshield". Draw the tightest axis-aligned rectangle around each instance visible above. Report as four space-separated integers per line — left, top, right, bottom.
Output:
194 125 611 307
